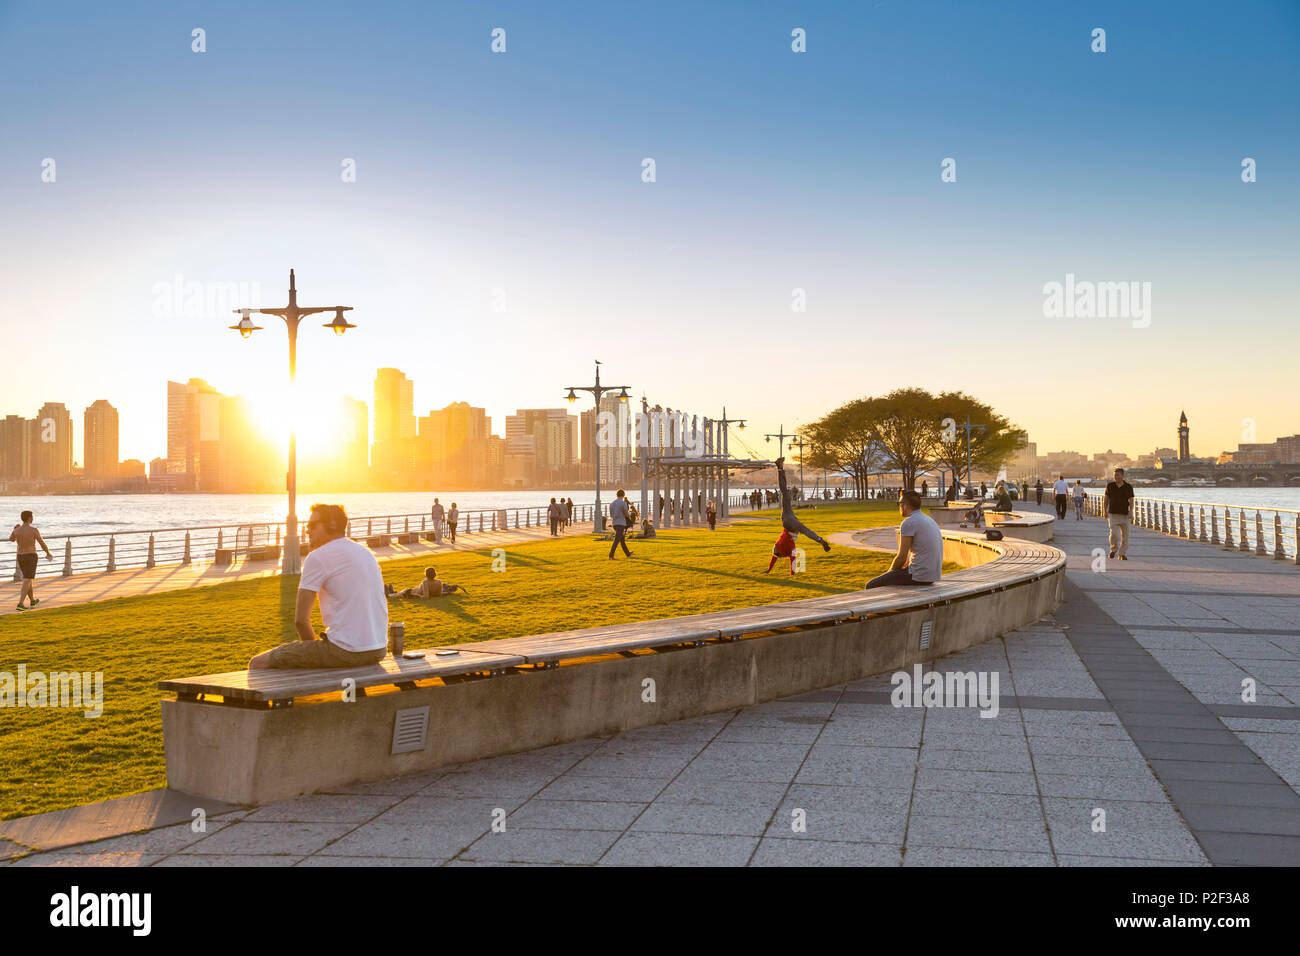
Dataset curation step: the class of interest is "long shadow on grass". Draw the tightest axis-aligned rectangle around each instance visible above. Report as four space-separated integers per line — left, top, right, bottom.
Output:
633 557 848 595
399 597 482 627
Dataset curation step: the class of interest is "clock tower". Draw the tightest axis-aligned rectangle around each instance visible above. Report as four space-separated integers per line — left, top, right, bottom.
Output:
1178 411 1189 462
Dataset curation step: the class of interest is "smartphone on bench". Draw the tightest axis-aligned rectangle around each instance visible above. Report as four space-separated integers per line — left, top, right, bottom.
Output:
401 651 426 660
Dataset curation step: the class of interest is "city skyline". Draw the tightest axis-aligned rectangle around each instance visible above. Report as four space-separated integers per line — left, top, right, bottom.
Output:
2 2 1297 465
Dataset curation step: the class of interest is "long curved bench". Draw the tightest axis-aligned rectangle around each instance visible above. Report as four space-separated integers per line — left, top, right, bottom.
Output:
159 530 1066 804
926 506 1054 542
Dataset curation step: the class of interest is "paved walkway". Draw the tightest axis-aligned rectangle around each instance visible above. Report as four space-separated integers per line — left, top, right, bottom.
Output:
0 522 605 617
7 504 1299 866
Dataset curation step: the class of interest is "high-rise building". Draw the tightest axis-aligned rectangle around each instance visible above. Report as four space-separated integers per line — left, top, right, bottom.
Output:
340 396 370 486
507 408 578 483
167 378 222 489
216 394 278 492
420 401 491 486
83 400 119 480
32 402 74 479
372 368 417 484
0 415 33 481
595 393 632 484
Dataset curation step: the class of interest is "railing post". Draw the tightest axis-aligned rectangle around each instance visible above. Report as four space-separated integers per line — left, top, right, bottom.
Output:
1198 506 1207 543
1255 512 1266 556
367 518 373 536
182 531 192 565
275 525 280 547
1295 515 1300 566
491 511 497 531
1209 508 1219 545
106 535 117 572
386 518 392 535
1178 505 1186 538
1222 509 1235 550
1273 513 1286 560
216 528 223 551
146 534 156 569
62 538 72 577
478 513 484 532
1239 510 1250 552
404 516 410 533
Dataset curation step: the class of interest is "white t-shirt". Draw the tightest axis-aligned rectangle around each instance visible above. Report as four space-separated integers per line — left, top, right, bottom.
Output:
1053 479 1069 495
299 537 388 652
900 511 943 583
1072 484 1085 499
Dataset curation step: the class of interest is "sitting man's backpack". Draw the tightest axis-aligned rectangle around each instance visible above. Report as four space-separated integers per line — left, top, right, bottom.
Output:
984 529 1004 540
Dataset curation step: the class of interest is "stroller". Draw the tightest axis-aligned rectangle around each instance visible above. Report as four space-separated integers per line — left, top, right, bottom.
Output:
960 500 986 530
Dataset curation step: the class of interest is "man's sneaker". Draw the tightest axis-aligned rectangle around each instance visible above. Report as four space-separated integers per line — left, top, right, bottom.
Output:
1108 550 1116 559
1118 555 1129 561
29 598 39 607
15 604 26 611
821 541 831 553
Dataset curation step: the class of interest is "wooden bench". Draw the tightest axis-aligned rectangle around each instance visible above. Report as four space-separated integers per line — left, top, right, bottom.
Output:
158 529 1067 804
366 535 391 549
213 545 282 566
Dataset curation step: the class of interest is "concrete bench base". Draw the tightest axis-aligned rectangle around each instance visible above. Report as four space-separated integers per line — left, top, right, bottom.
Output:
161 569 1063 806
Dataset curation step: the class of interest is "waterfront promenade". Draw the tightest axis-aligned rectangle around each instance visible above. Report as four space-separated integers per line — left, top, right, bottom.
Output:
5 503 1299 866
0 522 569 617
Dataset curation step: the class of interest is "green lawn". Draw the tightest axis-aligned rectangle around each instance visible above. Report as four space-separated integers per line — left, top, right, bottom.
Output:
0 500 914 821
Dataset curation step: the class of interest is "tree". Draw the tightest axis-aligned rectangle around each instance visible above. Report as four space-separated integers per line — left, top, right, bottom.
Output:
864 388 944 491
806 400 890 500
933 391 1027 495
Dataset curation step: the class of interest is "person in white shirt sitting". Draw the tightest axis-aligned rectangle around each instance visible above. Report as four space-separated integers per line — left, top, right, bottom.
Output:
249 504 388 669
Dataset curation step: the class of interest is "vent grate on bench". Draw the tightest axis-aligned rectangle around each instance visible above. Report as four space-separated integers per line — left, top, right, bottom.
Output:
391 706 430 755
919 620 933 651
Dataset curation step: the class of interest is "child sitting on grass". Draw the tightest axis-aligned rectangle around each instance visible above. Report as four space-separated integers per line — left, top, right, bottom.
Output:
384 566 468 599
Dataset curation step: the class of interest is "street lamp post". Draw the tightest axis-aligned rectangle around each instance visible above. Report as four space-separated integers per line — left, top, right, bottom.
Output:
230 269 355 575
958 415 986 500
788 434 807 498
715 407 746 519
566 360 630 533
765 423 793 504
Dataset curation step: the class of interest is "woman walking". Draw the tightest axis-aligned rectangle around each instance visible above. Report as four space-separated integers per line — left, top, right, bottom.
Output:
1072 480 1086 521
447 502 459 543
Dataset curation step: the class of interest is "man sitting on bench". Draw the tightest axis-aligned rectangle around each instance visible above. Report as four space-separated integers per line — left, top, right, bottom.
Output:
385 566 468 598
865 491 942 589
249 504 388 669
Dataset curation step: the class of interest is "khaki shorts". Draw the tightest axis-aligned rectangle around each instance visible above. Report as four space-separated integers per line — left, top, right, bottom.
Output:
263 636 387 669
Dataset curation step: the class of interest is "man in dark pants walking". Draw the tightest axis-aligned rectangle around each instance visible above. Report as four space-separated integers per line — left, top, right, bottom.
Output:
1035 479 1044 506
1052 475 1069 520
608 489 633 559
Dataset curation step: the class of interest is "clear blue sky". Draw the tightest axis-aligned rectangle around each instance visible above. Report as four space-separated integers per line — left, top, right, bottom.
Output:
1 0 1297 463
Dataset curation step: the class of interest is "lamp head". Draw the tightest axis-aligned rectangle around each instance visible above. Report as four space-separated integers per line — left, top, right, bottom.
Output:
565 389 578 404
618 388 629 402
229 310 263 339
324 307 356 336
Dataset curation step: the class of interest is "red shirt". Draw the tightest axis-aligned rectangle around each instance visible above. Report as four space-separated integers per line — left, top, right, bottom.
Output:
773 530 796 557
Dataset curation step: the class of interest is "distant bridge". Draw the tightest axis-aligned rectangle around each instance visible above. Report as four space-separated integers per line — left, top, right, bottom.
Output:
1125 462 1300 487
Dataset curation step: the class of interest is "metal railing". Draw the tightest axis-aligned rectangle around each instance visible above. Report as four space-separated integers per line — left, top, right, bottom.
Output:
6 503 604 580
1084 492 1300 564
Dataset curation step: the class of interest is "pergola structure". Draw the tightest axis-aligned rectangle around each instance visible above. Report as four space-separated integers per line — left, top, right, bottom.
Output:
636 398 769 528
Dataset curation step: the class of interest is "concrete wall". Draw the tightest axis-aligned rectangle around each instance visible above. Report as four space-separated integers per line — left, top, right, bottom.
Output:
163 553 1064 805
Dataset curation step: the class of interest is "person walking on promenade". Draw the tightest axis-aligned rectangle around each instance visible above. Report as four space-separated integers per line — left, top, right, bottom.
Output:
865 491 942 589
1103 468 1134 560
10 510 52 611
608 489 634 559
1053 474 1069 520
921 479 928 498
1072 480 1086 520
1035 479 1044 506
980 481 987 499
706 500 717 530
249 504 387 669
776 457 831 552
431 498 445 543
447 503 459 544
547 497 562 536
566 497 574 527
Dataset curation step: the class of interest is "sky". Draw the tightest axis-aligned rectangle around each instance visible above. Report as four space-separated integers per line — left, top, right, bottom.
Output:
1 0 1297 465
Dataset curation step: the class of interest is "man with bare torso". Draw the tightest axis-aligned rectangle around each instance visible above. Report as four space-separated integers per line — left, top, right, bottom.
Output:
10 510 53 610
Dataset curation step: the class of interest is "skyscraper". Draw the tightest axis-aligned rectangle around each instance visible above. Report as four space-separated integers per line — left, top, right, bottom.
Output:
372 368 417 484
167 378 222 489
32 402 74 479
0 415 33 481
420 401 491 486
83 399 119 480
